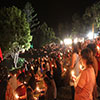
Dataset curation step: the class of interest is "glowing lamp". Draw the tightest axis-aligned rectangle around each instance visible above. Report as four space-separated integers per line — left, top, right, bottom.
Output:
87 32 93 40
74 38 78 44
64 38 72 45
60 40 63 45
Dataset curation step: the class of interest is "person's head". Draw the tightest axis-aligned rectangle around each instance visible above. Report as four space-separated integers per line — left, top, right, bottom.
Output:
81 48 93 68
46 71 53 79
44 77 51 87
72 43 78 54
87 43 97 56
28 75 36 90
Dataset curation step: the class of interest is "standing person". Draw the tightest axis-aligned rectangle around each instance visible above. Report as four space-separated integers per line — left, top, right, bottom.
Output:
75 48 96 100
39 71 57 100
87 43 98 77
87 43 98 100
70 43 80 100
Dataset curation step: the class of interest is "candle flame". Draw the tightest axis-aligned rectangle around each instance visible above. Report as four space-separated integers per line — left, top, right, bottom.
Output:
36 86 40 92
71 70 74 76
64 68 67 72
15 93 19 99
97 46 100 51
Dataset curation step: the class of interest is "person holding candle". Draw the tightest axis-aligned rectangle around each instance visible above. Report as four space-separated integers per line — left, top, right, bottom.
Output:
87 43 98 100
75 48 96 100
70 43 81 100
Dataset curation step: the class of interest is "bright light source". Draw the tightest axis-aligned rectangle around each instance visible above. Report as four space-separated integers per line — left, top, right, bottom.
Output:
60 40 63 45
74 38 78 44
31 66 34 70
71 70 76 81
22 49 25 53
64 38 72 45
87 32 93 40
60 53 63 56
94 33 98 39
64 68 67 72
14 74 17 77
79 38 84 43
15 93 19 99
36 86 40 92
97 46 100 51
80 65 84 70
71 70 75 76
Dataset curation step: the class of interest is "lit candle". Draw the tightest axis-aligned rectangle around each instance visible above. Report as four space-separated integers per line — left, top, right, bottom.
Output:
15 93 19 99
71 70 76 81
36 86 40 92
31 66 34 70
97 46 100 51
80 65 84 70
24 81 27 84
52 65 54 67
14 74 17 77
8 74 10 78
64 68 67 72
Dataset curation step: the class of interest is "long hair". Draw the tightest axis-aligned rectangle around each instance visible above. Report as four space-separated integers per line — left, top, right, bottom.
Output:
87 43 96 56
81 48 94 67
72 43 78 54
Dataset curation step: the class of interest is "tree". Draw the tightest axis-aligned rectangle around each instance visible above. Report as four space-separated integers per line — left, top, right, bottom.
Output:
83 1 100 33
0 6 32 67
71 13 84 37
33 22 59 48
23 2 40 34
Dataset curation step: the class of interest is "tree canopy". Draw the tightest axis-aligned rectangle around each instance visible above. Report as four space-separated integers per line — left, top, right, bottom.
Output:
23 2 40 33
0 6 32 57
71 1 100 36
33 22 59 48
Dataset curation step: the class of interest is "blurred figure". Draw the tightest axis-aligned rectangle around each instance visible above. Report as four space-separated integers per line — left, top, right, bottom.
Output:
75 48 96 100
39 71 57 100
87 43 98 100
70 43 80 100
87 43 98 77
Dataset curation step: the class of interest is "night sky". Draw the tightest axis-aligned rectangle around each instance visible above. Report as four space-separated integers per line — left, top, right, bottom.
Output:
0 0 99 32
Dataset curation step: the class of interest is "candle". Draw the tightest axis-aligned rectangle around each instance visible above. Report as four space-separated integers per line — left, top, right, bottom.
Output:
15 93 19 99
71 70 76 81
97 46 100 51
36 86 40 92
80 65 84 70
31 66 34 70
14 74 17 77
64 68 67 72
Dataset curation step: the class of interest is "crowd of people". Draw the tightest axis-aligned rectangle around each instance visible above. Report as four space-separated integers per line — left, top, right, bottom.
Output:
0 37 100 100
